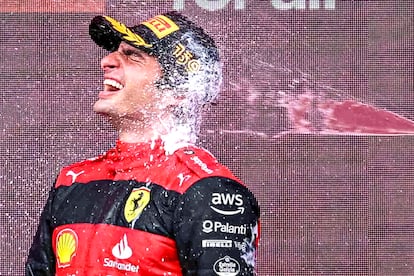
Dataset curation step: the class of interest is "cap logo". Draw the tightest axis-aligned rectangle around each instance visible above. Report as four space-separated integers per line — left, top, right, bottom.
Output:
173 43 201 73
142 15 180 39
104 16 153 48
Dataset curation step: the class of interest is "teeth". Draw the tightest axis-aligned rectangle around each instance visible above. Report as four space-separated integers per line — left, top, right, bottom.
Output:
103 79 124 90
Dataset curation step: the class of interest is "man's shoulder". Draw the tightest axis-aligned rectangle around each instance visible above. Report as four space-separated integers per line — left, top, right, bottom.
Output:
173 146 230 176
55 155 104 188
169 145 243 192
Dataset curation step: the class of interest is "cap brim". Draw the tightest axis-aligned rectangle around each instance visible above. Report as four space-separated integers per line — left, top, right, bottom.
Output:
89 16 124 52
90 15 157 54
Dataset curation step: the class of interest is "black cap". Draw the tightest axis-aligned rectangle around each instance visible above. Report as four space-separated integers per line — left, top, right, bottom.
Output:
89 12 221 101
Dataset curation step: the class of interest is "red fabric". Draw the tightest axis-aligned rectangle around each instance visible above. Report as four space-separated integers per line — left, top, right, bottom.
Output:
52 223 181 275
56 139 239 193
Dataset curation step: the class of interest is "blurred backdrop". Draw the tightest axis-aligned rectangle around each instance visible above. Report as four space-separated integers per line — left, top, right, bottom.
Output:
1 0 413 275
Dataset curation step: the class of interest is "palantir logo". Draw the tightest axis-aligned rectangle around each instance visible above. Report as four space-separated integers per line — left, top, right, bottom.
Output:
112 234 132 259
202 220 214 233
202 220 247 235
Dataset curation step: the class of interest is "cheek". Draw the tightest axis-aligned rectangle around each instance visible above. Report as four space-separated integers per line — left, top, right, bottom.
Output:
122 64 162 106
121 84 157 111
130 73 159 94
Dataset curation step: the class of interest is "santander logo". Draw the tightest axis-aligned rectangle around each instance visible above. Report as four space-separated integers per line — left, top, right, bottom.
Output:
112 234 132 259
103 234 139 272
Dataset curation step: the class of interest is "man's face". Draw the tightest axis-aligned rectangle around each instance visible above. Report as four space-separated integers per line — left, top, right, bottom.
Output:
93 42 163 120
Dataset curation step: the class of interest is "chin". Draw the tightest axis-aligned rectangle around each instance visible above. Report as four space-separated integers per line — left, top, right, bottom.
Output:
93 100 114 115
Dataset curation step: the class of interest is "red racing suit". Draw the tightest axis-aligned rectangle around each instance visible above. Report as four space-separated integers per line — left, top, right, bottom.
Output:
26 140 260 275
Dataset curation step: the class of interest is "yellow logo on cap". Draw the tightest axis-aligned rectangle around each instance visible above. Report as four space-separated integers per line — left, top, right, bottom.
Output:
104 16 153 48
142 15 180 39
124 187 151 223
56 228 78 268
173 43 201 73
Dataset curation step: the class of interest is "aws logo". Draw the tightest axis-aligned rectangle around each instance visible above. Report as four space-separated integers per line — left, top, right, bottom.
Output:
124 187 151 224
210 193 245 216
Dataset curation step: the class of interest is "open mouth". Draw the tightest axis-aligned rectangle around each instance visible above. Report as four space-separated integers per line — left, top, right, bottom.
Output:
103 79 124 92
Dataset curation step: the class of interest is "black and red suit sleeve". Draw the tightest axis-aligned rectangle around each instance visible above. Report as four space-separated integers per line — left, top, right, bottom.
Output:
25 186 56 276
173 176 260 275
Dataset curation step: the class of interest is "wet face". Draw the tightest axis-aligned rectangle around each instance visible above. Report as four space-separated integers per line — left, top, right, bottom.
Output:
94 42 163 121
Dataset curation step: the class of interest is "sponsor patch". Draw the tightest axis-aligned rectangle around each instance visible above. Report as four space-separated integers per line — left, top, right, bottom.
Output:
210 193 245 216
66 170 84 183
177 173 191 186
112 234 132 259
103 234 139 273
173 43 202 73
142 15 180 38
190 155 213 174
202 220 247 235
56 228 78 268
124 187 151 223
183 149 195 155
202 239 233 248
213 256 241 276
103 258 140 273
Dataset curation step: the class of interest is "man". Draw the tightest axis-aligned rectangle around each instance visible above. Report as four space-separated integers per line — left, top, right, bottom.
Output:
26 11 260 275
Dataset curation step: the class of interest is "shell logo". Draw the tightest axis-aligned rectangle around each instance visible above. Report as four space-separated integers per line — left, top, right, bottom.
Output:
56 228 78 268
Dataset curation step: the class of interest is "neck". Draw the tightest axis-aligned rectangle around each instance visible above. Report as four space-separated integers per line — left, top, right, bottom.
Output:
108 113 194 145
111 116 165 143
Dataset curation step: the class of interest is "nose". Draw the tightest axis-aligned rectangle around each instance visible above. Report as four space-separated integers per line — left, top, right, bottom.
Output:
100 51 121 72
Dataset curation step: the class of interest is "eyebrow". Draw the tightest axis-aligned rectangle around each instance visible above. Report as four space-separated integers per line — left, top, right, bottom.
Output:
117 44 145 57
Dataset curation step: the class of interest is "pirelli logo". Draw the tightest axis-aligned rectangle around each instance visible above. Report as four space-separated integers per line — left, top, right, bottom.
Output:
142 15 180 39
202 239 233 248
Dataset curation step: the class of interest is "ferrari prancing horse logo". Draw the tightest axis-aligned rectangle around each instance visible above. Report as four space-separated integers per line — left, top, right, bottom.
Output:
124 187 151 223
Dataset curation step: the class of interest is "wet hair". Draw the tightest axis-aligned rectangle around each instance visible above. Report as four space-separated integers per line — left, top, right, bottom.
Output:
153 17 222 140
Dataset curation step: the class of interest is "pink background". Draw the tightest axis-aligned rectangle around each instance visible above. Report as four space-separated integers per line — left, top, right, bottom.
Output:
1 1 413 274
